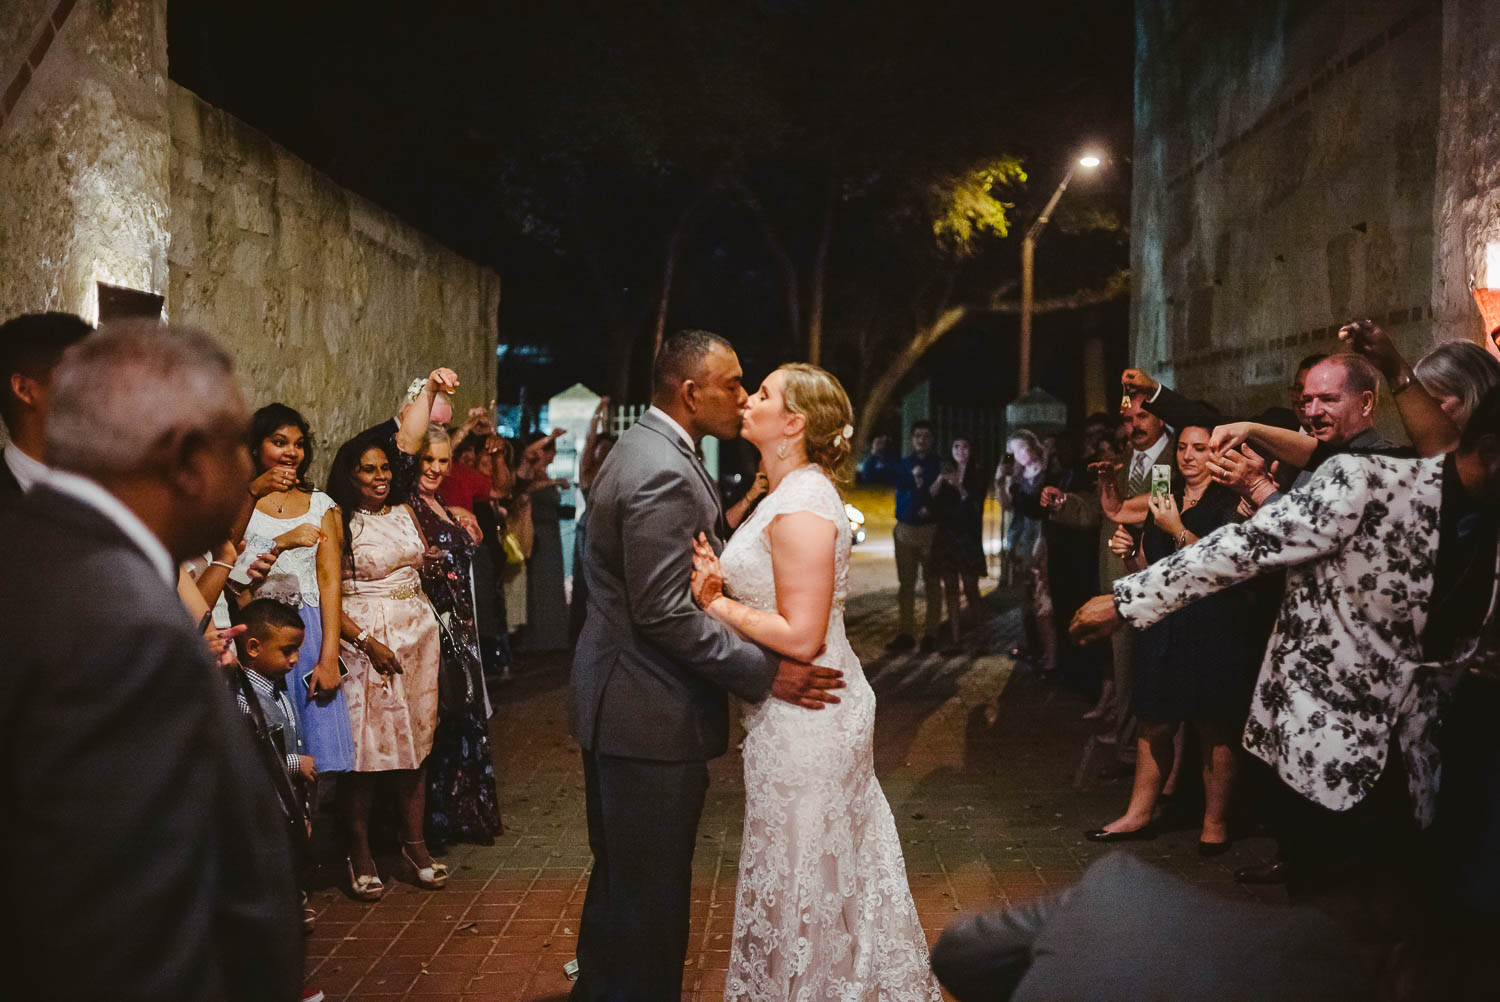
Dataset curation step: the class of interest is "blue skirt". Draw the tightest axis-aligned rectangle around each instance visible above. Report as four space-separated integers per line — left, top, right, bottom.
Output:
290 605 356 773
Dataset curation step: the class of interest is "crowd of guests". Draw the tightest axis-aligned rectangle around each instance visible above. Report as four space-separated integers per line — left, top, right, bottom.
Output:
859 423 992 654
974 318 1500 1000
0 311 588 1001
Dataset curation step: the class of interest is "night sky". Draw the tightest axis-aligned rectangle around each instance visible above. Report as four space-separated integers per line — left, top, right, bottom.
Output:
168 0 1134 421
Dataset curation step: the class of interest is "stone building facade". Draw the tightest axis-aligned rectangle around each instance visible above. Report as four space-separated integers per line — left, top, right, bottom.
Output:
1133 0 1500 417
0 0 500 459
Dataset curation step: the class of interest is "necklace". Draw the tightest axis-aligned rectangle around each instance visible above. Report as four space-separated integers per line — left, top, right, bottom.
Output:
360 505 393 517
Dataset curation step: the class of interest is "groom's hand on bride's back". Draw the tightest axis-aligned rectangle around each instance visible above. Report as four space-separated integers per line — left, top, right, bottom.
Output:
772 651 844 710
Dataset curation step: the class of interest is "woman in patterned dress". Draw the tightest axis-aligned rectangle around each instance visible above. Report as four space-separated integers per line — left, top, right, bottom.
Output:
327 431 446 900
414 427 503 848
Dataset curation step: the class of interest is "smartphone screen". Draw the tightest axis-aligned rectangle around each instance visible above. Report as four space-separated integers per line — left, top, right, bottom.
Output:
1150 464 1173 500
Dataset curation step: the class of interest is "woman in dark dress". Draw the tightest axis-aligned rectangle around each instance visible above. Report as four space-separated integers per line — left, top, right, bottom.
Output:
516 430 571 653
414 428 502 848
931 436 988 650
1084 423 1257 853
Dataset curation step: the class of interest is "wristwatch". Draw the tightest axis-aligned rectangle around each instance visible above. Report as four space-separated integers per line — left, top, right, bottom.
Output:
354 628 370 649
1390 369 1415 396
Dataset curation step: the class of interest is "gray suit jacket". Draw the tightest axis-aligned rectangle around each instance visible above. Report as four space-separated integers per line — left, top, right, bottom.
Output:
571 410 779 761
0 488 302 1001
933 852 1371 1002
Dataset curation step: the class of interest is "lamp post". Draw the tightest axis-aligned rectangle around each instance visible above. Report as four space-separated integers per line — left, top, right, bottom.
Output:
1018 153 1102 395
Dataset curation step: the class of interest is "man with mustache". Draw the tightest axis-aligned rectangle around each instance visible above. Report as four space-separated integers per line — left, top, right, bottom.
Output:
1300 354 1389 455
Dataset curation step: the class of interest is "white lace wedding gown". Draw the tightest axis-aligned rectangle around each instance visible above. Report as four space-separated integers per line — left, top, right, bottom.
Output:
718 466 940 1002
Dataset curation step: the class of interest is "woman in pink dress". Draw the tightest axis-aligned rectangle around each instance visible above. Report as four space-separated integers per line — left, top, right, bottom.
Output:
327 430 445 900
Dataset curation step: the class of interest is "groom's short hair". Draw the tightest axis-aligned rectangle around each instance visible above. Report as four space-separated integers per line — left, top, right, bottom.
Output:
653 329 733 399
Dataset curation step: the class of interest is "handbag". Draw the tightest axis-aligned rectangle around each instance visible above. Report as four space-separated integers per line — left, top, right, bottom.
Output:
503 531 526 565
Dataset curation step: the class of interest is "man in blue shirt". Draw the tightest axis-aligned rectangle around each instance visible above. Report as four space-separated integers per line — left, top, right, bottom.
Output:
889 420 943 653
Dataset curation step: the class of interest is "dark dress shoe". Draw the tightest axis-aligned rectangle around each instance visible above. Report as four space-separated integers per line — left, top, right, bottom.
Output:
1198 839 1232 857
1083 824 1156 843
1233 861 1287 884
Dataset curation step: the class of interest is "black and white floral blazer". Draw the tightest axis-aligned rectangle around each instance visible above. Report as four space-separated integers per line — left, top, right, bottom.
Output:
1114 453 1497 825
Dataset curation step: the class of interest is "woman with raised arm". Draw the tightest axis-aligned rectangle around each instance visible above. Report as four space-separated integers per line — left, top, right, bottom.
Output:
1084 423 1258 854
690 363 939 1001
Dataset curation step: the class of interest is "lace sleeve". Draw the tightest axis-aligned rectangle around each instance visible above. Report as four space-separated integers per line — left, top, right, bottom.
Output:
761 467 845 530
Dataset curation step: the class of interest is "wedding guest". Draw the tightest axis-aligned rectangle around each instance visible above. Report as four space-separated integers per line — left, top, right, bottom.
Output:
327 432 446 899
1084 423 1255 853
888 420 943 653
931 436 988 651
237 404 354 774
414 427 502 847
571 398 617 641
1 320 299 1000
0 311 92 509
1071 387 1500 991
516 429 571 652
439 405 498 513
473 434 518 680
358 367 460 503
856 432 899 486
1416 341 1500 427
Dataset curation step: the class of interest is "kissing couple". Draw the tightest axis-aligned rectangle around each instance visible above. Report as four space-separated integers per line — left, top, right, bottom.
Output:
570 330 939 1000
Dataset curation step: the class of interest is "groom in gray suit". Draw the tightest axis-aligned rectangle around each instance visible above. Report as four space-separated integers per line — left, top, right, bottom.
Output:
571 329 844 1001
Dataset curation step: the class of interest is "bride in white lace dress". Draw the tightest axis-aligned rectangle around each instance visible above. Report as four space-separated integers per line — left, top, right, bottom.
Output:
691 363 940 1002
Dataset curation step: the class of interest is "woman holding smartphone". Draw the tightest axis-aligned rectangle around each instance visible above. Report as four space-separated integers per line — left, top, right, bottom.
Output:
238 403 355 773
1084 422 1257 854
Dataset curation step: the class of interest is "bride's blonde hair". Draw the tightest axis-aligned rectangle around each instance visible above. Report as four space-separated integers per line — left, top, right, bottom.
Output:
777 363 855 483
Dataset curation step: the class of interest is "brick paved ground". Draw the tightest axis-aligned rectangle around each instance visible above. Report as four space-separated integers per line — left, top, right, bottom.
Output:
306 531 1282 1001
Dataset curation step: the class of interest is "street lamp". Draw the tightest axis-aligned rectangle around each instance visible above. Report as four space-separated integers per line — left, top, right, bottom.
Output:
1017 152 1103 394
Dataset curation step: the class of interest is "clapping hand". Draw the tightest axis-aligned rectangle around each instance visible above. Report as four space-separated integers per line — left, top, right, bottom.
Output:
1107 523 1136 558
1039 485 1067 510
691 532 725 609
206 623 246 667
1207 444 1276 498
1070 595 1123 645
251 466 298 497
276 524 322 550
1121 368 1160 397
452 507 483 545
1337 319 1404 382
426 367 460 396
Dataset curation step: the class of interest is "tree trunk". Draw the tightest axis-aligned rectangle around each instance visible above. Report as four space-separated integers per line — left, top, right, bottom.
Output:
852 306 968 460
651 198 706 362
734 181 802 348
849 270 1129 458
806 184 836 366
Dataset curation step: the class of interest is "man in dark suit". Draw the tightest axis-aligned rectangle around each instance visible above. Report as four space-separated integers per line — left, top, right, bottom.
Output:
0 311 93 511
0 321 302 1001
932 852 1371 1001
570 329 844 1001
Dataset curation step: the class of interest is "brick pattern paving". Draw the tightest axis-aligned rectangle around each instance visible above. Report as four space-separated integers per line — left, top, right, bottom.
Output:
307 557 1282 1001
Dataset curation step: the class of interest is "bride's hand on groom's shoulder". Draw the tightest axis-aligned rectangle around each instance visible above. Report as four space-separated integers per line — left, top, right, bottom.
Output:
772 654 844 710
690 533 724 610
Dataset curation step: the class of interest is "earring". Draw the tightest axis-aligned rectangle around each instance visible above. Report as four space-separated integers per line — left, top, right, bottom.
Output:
777 438 790 460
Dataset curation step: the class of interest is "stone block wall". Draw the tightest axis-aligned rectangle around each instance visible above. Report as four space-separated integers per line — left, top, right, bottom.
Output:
1432 0 1500 346
0 0 172 322
1133 0 1443 418
168 85 500 467
0 0 500 472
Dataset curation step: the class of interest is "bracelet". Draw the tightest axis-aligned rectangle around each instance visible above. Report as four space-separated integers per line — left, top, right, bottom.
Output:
354 628 369 648
210 560 235 571
1390 370 1415 396
1176 529 1191 549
